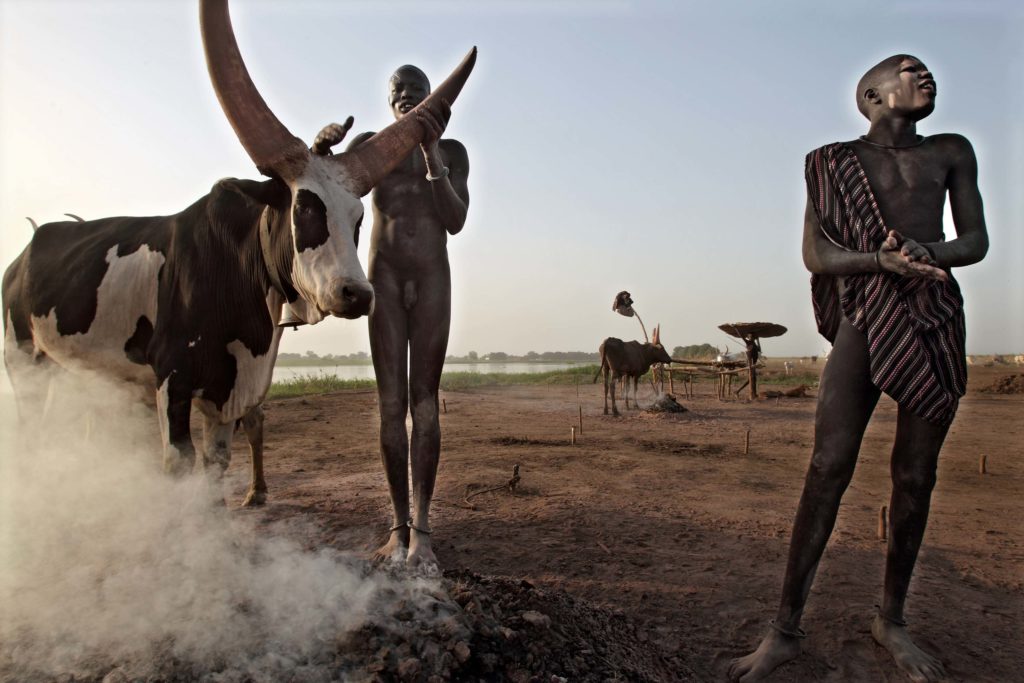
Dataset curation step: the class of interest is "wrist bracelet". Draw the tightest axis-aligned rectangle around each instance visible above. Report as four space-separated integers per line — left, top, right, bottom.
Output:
426 166 449 182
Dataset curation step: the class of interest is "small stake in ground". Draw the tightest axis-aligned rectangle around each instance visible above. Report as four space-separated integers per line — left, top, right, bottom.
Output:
744 428 750 455
979 454 987 474
571 426 577 445
442 398 447 414
578 405 584 435
878 505 888 540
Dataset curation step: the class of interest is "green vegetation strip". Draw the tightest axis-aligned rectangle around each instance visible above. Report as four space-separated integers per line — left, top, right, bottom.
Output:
267 364 820 399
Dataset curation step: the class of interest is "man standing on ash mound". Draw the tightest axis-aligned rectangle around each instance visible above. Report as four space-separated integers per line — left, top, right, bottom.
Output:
729 55 989 682
312 64 469 570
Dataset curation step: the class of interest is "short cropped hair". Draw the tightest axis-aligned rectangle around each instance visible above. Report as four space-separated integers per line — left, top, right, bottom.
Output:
390 65 431 92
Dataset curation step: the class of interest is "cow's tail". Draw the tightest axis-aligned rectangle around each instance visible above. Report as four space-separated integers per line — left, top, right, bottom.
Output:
593 345 607 383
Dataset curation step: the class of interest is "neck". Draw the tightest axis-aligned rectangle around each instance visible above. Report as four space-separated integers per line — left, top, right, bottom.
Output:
863 117 921 148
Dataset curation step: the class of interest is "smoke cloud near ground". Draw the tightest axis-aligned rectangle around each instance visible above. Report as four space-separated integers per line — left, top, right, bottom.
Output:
0 367 435 682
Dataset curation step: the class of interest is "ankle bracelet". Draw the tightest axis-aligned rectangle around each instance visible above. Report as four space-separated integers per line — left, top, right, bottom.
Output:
769 619 807 639
875 606 908 627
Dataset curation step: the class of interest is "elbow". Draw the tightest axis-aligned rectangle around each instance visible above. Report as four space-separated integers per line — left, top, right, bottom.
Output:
802 247 821 274
975 233 990 262
445 210 468 236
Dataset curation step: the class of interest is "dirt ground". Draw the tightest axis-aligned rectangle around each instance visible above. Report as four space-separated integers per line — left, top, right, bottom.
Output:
221 361 1023 682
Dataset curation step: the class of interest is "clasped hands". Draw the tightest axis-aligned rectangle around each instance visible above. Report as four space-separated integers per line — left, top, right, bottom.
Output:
877 230 947 282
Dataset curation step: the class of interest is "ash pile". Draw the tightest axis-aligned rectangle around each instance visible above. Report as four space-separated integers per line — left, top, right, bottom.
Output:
647 393 687 414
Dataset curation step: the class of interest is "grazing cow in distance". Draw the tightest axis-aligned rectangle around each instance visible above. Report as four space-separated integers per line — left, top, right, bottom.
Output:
594 325 673 416
783 361 794 376
2 0 476 505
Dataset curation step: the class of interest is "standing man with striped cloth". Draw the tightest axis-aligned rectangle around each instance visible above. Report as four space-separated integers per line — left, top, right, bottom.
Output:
730 54 989 682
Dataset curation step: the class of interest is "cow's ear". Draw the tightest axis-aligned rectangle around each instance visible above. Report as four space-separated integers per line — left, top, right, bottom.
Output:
220 177 290 207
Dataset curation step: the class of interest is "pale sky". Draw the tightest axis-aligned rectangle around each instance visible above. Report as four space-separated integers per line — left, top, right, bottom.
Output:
2 0 1021 358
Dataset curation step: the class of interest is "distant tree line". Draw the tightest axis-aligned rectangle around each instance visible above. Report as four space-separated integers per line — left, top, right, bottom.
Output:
671 343 720 360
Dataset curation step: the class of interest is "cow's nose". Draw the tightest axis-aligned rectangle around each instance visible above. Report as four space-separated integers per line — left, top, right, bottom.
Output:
331 279 374 319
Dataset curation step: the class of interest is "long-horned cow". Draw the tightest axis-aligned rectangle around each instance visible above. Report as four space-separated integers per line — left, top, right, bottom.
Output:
2 0 475 505
594 325 673 416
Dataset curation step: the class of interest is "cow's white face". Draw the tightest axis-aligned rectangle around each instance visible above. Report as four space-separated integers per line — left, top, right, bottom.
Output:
285 156 372 325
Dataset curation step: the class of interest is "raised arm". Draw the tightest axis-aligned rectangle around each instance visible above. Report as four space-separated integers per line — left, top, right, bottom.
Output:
926 134 989 268
417 104 469 235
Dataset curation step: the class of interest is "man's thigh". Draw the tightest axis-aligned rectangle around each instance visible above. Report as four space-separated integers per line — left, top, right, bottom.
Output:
407 272 451 396
814 318 882 450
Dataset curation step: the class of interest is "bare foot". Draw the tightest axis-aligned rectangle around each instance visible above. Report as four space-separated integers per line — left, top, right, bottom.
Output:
872 614 946 682
407 529 439 571
728 627 802 682
372 529 409 565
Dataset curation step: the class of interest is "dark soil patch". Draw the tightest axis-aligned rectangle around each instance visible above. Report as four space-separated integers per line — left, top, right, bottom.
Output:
633 438 724 456
490 436 564 447
978 374 1024 394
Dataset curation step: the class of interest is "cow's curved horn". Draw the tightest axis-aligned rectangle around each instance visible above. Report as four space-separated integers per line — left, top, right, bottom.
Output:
200 0 308 180
64 213 84 222
26 217 38 231
335 47 476 197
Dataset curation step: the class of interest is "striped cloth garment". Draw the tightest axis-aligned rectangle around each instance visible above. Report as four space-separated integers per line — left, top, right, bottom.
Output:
806 142 966 425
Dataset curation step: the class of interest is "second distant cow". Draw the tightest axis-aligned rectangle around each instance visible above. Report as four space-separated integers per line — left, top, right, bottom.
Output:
594 325 673 416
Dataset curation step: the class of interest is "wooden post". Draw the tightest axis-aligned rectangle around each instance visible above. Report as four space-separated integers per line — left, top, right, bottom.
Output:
571 426 577 445
744 428 750 455
442 398 447 414
878 505 888 540
670 369 675 395
979 455 987 474
578 405 584 435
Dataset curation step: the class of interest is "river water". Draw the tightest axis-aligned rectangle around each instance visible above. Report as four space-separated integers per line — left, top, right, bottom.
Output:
271 362 591 384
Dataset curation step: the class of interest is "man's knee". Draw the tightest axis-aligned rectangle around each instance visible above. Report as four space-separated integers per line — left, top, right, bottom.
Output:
379 395 409 423
806 441 858 488
892 464 937 497
409 392 440 433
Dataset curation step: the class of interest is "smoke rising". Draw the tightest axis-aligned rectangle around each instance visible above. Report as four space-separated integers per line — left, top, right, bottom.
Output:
0 366 435 682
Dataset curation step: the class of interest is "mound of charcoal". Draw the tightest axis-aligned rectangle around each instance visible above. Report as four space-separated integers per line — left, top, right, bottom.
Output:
337 569 689 682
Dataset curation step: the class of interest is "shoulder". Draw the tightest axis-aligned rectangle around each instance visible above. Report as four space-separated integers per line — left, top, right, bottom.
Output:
345 131 377 152
805 141 845 163
925 133 975 160
440 138 469 165
804 142 846 175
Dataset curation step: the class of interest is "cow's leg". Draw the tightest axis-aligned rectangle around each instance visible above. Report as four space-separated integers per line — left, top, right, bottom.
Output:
632 376 640 409
610 372 620 417
200 413 235 477
240 405 267 507
156 379 195 477
4 344 57 428
602 366 610 415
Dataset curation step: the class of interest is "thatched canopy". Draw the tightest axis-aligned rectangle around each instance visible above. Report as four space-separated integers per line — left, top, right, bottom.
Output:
718 322 788 339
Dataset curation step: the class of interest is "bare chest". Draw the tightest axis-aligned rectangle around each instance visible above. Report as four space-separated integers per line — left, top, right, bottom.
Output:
851 143 950 239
